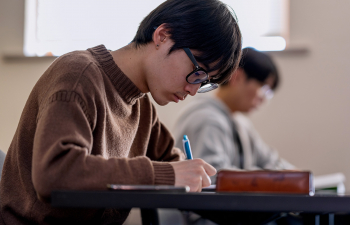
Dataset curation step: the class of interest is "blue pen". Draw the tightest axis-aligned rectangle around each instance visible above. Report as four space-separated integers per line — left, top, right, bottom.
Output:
182 135 193 160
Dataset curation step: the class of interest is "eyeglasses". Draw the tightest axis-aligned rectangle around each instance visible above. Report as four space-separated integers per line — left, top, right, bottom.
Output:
183 48 219 93
258 85 274 100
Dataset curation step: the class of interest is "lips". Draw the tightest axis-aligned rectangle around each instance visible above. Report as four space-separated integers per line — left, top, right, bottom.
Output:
173 94 180 103
173 93 187 103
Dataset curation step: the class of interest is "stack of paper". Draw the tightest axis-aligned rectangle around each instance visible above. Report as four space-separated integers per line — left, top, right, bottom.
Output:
313 173 346 194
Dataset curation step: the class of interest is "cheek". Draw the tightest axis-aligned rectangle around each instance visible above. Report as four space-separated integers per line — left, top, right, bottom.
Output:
244 87 260 104
245 87 257 99
162 64 188 89
152 50 193 93
151 67 186 96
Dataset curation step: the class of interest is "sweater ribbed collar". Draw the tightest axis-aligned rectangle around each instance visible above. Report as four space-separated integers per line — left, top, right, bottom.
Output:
88 45 145 105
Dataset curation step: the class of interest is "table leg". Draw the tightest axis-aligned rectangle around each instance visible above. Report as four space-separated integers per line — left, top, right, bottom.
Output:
301 214 319 225
315 215 320 225
329 213 334 225
141 208 159 225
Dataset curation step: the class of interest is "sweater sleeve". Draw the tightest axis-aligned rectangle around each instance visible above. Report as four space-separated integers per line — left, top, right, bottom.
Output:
32 91 156 202
145 104 186 184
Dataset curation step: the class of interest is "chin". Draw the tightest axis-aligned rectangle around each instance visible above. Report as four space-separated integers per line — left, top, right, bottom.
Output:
152 96 169 106
149 90 171 106
157 101 169 106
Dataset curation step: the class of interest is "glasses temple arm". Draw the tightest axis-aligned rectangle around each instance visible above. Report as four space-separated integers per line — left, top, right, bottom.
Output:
183 48 200 67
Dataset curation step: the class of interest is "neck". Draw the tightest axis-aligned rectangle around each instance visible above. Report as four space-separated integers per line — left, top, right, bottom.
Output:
110 43 149 93
215 88 239 113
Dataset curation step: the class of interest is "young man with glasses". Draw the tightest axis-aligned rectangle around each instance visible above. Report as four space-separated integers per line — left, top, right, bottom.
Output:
174 48 295 186
0 0 241 224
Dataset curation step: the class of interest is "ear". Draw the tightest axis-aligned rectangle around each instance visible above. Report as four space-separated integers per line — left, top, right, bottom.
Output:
228 68 245 86
152 23 171 49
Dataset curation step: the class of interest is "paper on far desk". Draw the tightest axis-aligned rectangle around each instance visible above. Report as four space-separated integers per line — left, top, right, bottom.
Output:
313 173 346 194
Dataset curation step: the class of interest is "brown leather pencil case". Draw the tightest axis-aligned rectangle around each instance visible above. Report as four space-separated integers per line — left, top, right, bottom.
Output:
216 170 314 195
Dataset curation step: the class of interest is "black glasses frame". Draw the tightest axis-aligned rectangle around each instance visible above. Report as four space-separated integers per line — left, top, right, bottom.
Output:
183 48 209 86
183 48 218 93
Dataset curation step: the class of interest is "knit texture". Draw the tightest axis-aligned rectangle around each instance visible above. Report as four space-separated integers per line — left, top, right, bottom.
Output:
0 45 184 225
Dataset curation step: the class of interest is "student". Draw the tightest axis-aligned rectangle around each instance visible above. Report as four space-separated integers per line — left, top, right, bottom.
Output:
0 0 242 224
174 48 295 184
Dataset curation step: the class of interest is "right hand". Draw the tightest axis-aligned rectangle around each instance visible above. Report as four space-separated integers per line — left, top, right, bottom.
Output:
169 159 216 192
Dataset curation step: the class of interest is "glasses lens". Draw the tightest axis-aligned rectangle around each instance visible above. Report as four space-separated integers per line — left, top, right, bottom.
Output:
259 85 274 100
187 70 208 84
197 83 219 93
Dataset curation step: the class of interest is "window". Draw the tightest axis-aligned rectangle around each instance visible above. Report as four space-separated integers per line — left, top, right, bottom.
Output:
222 0 288 51
24 0 288 56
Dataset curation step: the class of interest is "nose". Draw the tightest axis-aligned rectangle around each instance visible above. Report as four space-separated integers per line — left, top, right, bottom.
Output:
185 83 201 96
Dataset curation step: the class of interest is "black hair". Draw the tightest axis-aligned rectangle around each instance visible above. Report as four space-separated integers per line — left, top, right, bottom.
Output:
221 47 279 90
239 48 279 90
132 0 242 84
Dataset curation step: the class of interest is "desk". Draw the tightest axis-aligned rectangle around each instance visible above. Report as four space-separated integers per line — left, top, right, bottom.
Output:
51 191 350 225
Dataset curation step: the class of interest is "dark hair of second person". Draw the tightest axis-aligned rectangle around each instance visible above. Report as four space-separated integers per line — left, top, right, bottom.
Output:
222 47 279 90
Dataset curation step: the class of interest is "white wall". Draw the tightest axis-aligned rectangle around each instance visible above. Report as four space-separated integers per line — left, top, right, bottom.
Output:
0 0 54 153
154 0 350 188
1 0 350 189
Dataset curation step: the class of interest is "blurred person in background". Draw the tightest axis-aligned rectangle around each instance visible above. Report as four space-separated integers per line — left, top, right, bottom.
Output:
173 47 300 225
174 47 295 184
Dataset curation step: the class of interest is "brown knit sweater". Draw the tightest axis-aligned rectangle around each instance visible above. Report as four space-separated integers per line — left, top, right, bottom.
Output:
0 45 184 225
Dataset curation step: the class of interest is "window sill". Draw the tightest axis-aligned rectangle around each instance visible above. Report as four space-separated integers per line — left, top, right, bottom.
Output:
263 45 309 54
2 54 57 62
